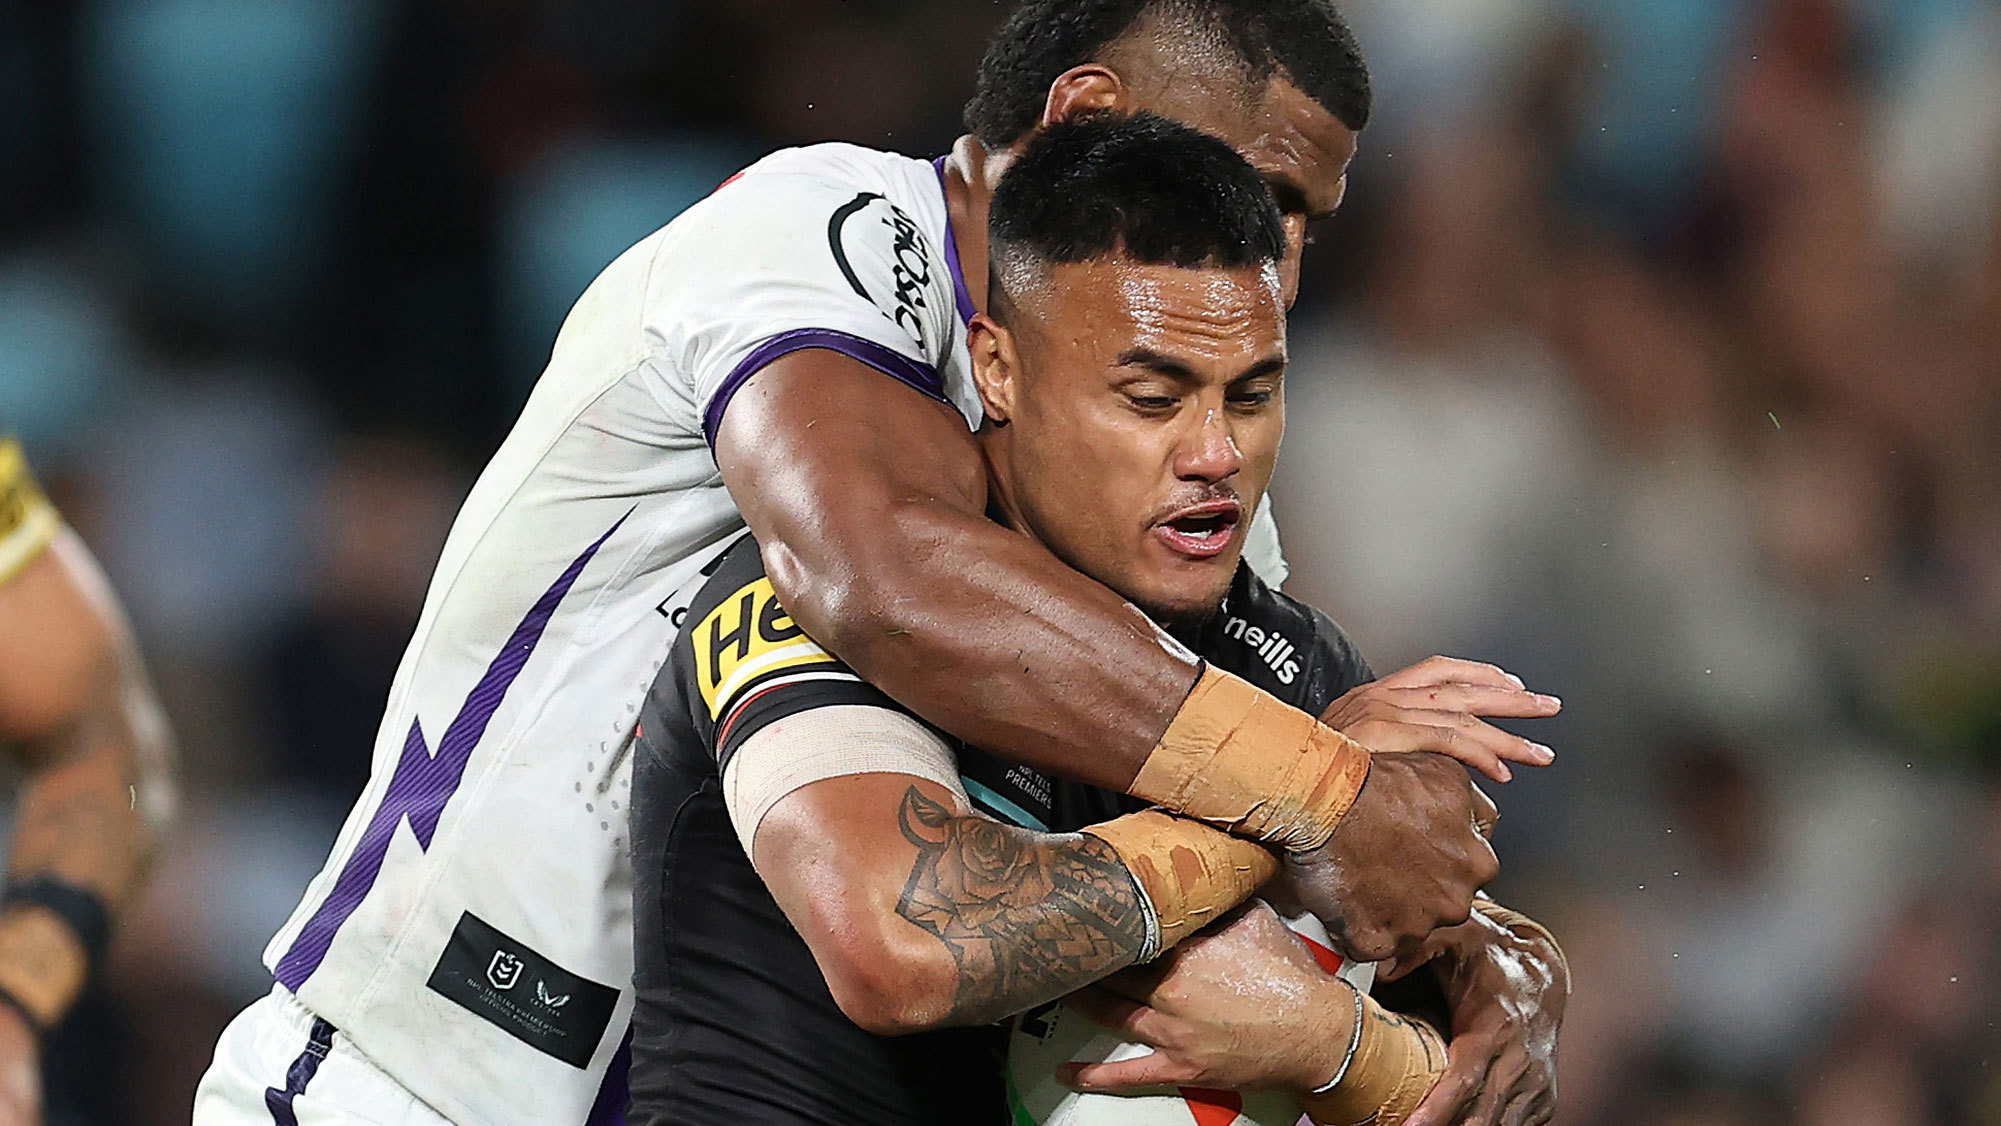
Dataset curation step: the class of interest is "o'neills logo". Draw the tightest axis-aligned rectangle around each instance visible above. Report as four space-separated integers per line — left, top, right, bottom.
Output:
1222 616 1301 685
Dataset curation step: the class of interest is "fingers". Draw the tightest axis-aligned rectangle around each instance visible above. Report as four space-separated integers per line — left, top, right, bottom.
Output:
1061 1050 1188 1093
1466 1066 1512 1126
1472 784 1500 840
1500 1089 1541 1126
1401 1051 1482 1126
1063 987 1163 1043
1378 684 1561 721
1469 829 1501 893
1346 711 1553 781
1374 657 1526 693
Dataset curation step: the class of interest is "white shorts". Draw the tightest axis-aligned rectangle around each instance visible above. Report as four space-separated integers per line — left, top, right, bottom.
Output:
192 986 453 1126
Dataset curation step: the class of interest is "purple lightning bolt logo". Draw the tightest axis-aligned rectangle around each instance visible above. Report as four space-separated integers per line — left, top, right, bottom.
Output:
275 512 631 991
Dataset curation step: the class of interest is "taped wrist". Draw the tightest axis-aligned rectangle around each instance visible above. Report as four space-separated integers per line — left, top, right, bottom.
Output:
0 879 112 1029
1303 993 1448 1126
1130 665 1372 852
1081 810 1278 960
0 907 89 1029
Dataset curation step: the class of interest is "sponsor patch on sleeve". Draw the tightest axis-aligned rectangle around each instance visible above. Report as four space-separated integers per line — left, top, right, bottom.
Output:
0 438 59 584
693 577 844 720
426 912 619 1069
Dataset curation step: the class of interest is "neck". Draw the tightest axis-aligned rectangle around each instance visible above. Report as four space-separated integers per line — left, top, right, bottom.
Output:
976 431 1030 537
942 135 1007 315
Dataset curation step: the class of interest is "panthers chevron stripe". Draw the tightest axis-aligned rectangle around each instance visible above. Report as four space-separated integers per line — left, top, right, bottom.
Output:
693 576 843 718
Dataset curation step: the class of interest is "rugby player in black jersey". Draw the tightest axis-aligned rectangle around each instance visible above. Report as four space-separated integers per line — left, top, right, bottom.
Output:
0 430 176 1125
630 117 1565 1126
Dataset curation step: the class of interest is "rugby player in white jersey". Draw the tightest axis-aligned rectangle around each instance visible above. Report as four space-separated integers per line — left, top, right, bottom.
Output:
195 2 1562 1123
0 431 177 1126
627 114 1560 1126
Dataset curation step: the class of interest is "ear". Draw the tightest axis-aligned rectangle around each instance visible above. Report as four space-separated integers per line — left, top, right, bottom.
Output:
1042 64 1128 128
967 312 1021 425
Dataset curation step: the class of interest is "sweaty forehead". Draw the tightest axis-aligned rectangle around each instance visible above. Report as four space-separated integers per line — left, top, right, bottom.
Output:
1034 259 1284 358
1226 80 1358 219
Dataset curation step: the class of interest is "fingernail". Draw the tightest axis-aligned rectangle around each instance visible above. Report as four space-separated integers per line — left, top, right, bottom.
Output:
1538 694 1562 708
1507 673 1526 689
1533 743 1555 763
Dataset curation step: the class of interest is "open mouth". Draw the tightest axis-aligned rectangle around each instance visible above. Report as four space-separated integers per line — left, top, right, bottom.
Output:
1153 501 1243 560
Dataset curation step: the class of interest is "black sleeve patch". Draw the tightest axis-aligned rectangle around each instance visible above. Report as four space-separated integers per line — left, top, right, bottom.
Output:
426 912 619 1069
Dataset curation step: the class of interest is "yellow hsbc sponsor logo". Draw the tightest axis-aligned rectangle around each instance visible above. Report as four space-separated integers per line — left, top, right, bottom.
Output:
0 438 59 583
695 577 839 718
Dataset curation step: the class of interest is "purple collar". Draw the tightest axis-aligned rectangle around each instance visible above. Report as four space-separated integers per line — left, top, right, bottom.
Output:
933 155 978 327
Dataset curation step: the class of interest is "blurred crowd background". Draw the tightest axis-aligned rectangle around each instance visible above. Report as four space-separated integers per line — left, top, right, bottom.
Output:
1 0 1997 1122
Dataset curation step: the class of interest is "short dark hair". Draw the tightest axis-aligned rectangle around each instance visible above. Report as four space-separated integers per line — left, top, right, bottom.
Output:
988 112 1286 290
965 0 1370 148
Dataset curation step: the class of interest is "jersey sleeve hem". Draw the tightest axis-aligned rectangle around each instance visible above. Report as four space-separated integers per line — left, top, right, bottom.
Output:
700 328 947 450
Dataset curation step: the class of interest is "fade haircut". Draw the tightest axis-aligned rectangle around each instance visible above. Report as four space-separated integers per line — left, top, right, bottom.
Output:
965 0 1371 148
987 113 1285 311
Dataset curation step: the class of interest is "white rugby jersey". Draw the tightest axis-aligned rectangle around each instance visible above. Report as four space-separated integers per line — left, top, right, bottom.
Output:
259 142 1289 1125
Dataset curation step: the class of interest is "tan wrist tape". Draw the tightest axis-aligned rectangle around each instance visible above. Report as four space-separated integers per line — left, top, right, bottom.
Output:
1082 809 1278 958
1303 993 1449 1126
1130 666 1372 852
0 906 88 1027
1474 899 1570 983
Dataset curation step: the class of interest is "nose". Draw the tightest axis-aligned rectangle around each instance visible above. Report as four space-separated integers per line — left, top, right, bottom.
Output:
1174 404 1243 484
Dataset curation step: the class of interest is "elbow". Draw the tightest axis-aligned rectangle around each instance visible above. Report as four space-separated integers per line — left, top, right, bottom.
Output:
820 928 962 1037
760 503 941 655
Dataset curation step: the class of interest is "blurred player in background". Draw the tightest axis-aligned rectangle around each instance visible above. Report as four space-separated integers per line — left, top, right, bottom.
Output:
195 2 1556 1123
0 432 177 1126
627 114 1551 1126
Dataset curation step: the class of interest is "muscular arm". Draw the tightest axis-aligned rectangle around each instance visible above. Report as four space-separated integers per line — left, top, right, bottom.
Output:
716 353 1191 790
719 355 1529 963
754 772 1150 1034
0 530 177 1023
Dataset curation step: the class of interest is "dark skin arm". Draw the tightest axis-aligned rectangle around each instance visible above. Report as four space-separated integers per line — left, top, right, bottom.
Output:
716 352 1184 778
717 354 1513 962
0 532 177 1126
1390 907 1567 1126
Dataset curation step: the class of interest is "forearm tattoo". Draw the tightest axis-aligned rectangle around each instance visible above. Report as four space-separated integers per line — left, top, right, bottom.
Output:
895 786 1148 1027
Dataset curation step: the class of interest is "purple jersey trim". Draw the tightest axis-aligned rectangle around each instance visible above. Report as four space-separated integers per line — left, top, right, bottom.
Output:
585 1028 632 1125
932 156 977 327
699 328 945 450
273 512 632 991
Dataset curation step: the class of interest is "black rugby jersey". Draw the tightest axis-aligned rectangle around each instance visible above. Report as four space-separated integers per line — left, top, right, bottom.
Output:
628 534 1373 1126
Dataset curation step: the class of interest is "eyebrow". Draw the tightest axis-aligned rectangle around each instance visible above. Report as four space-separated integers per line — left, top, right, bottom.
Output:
1114 347 1287 384
1264 177 1340 224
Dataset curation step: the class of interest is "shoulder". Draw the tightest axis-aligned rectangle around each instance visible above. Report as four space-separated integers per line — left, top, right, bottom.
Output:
736 141 936 186
1196 567 1373 715
694 142 942 244
646 142 964 421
